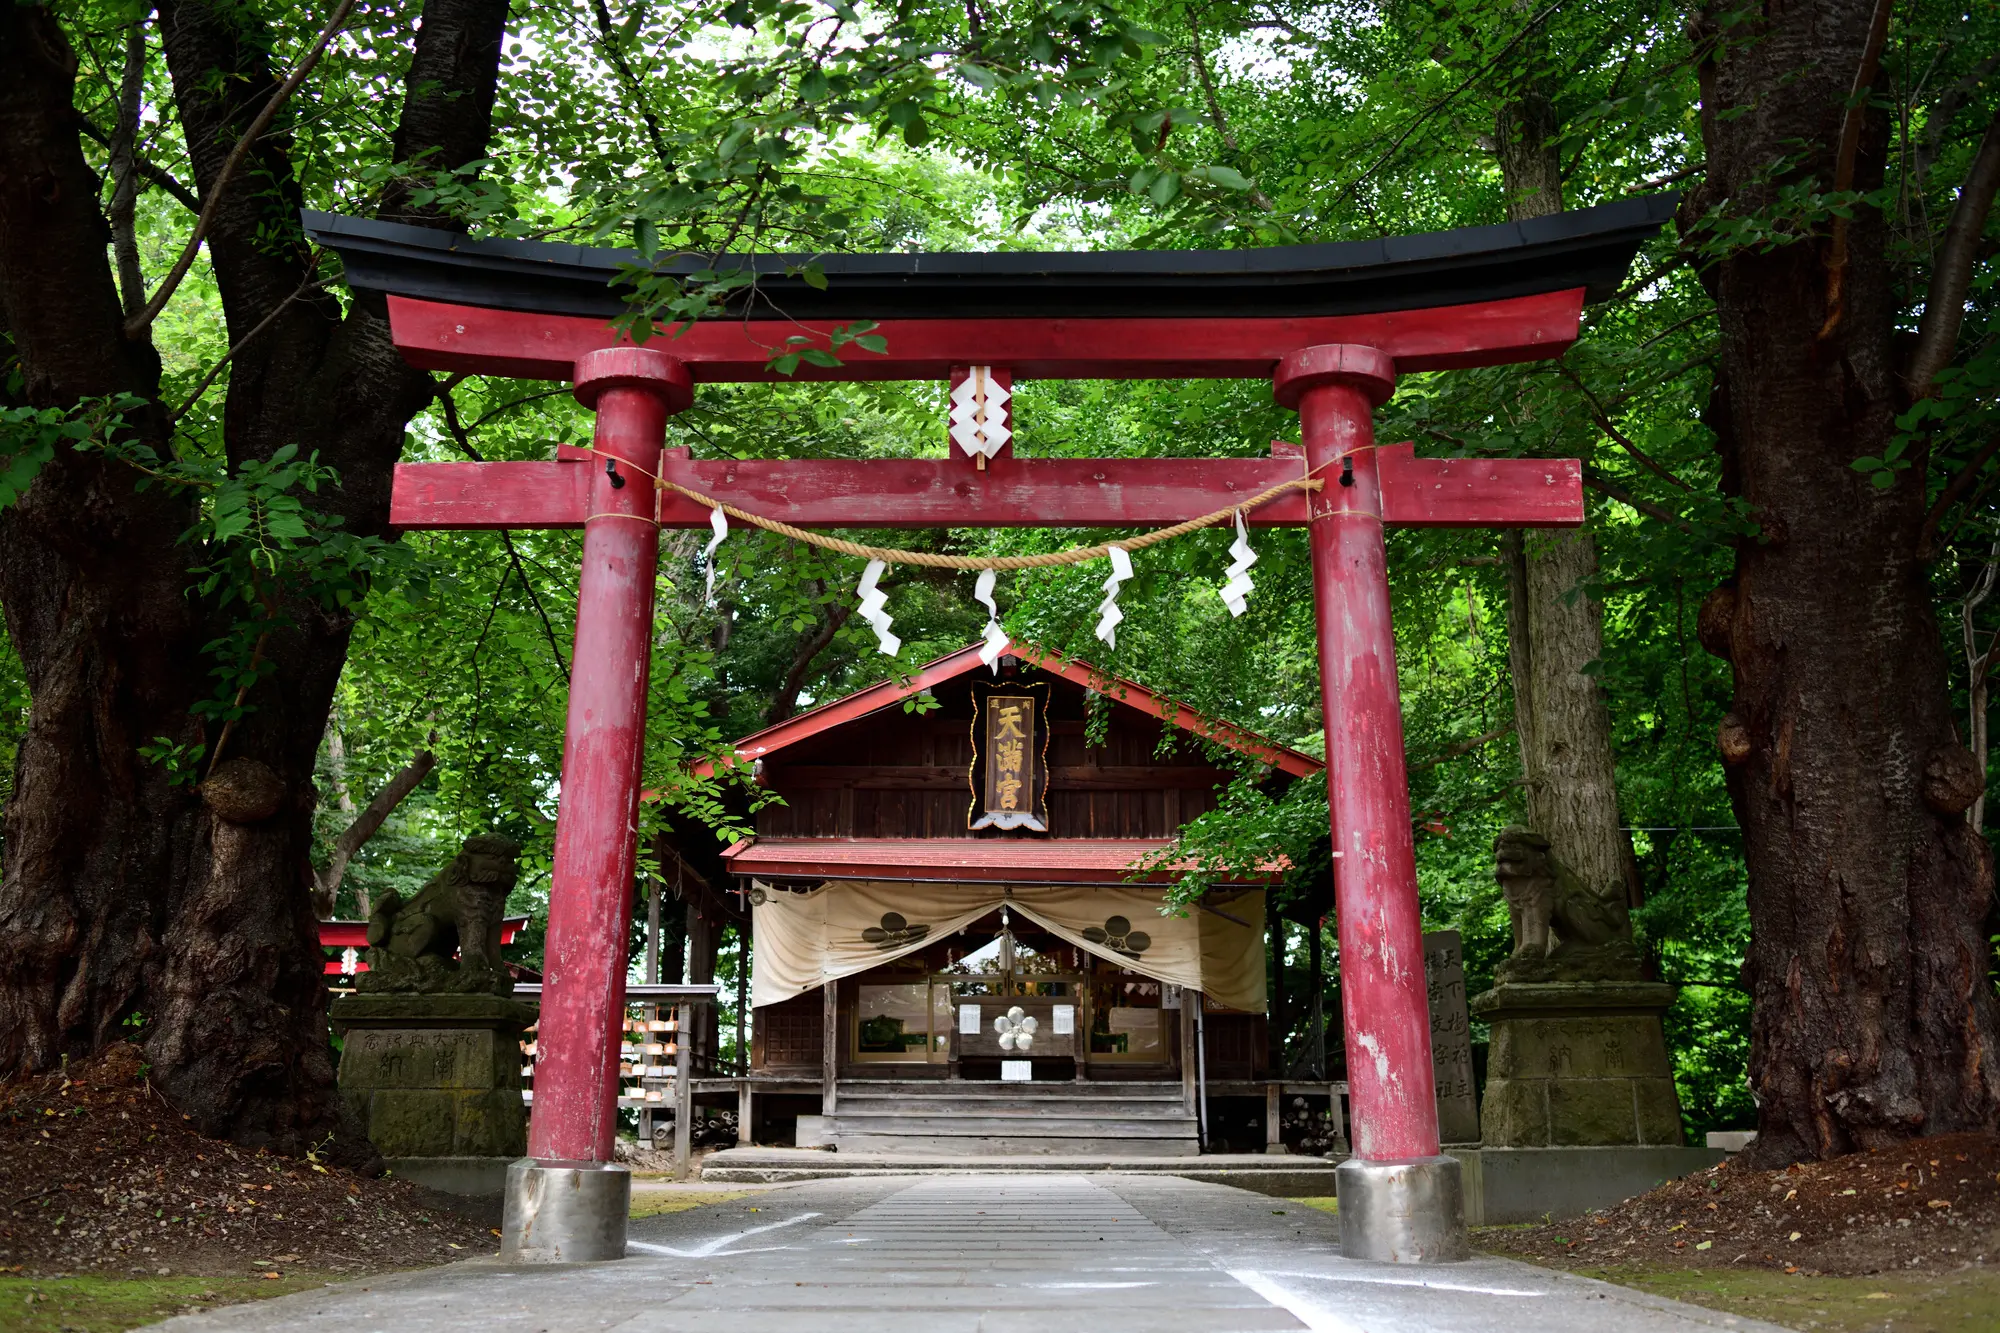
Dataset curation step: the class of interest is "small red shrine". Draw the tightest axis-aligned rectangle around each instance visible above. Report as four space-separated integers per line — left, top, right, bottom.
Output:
692 639 1317 1154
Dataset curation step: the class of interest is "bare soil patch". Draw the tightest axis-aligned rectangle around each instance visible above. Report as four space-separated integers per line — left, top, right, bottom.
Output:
1478 1130 2000 1277
0 1043 495 1280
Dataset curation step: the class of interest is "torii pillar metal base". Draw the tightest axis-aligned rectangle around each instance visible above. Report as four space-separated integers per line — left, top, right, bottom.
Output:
1278 345 1469 1264
502 348 691 1264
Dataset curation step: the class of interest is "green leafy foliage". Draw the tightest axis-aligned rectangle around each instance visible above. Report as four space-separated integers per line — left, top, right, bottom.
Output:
18 0 1997 1142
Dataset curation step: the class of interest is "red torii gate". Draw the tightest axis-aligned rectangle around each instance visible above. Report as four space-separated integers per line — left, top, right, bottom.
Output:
309 197 1669 1264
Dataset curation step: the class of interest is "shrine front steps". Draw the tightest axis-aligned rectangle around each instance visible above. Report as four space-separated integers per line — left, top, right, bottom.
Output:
811 1079 1200 1158
698 1146 1340 1197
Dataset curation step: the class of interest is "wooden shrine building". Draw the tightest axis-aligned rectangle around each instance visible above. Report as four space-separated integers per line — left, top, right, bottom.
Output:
684 639 1327 1156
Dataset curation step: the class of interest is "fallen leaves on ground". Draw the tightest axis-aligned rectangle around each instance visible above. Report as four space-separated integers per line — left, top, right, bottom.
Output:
1478 1131 2000 1278
0 1043 494 1279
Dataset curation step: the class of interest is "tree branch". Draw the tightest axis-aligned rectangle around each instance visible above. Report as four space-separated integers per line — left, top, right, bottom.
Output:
1603 349 1717 409
1817 0 1895 341
106 21 149 316
76 120 204 214
1583 468 1699 534
1919 431 2000 558
1322 0 1566 215
313 749 437 915
125 0 360 338
1916 53 2000 183
765 583 853 725
588 0 674 166
1187 7 1275 211
1906 110 2000 396
1559 365 1696 491
434 382 572 681
1609 252 1687 302
168 260 327 425
1410 720 1516 772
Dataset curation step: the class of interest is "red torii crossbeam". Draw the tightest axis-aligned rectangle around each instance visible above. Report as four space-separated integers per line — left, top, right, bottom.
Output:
312 197 1667 1265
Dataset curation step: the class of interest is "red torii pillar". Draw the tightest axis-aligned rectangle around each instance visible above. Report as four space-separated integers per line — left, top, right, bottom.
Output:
373 292 1585 1266
1280 345 1465 1261
500 348 691 1260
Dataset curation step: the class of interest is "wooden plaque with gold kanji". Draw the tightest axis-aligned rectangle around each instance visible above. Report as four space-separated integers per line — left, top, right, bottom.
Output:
968 680 1050 831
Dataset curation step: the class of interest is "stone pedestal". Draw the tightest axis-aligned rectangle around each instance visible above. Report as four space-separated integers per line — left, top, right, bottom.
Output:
1469 981 1682 1147
332 992 537 1191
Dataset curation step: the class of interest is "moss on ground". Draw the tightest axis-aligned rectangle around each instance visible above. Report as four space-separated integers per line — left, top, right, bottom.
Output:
1551 1261 2000 1331
1288 1196 1338 1214
628 1189 751 1219
0 1271 337 1331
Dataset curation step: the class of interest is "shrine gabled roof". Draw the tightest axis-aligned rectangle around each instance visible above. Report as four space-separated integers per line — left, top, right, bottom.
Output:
691 639 1323 782
301 194 1674 323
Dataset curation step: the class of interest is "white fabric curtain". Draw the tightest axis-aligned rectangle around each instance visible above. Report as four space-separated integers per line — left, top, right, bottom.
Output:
749 879 1266 1013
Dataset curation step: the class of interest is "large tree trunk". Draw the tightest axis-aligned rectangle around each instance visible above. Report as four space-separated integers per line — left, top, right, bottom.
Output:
0 0 508 1167
1494 88 1631 913
0 2 199 1084
1689 0 2000 1163
1503 527 1628 905
148 0 506 1164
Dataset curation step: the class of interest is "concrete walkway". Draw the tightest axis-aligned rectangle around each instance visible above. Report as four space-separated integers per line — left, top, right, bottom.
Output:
153 1174 1785 1332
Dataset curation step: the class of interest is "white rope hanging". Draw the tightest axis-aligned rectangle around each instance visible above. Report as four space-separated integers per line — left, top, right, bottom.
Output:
1219 509 1257 617
702 503 728 604
856 559 900 656
1094 545 1134 649
974 569 1008 672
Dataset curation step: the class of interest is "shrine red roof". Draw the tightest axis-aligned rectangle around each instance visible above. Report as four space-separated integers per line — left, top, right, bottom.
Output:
721 837 1290 884
690 639 1323 781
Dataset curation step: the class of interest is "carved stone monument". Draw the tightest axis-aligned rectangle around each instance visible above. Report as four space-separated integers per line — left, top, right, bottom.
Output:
331 834 535 1197
357 833 522 996
1470 827 1683 1148
1422 930 1481 1145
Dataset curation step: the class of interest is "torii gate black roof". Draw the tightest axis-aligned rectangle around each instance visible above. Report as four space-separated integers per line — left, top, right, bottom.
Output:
302 194 1674 323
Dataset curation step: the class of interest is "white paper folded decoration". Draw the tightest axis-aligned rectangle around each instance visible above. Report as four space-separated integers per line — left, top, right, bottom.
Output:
949 366 1011 462
974 569 1008 672
1219 509 1257 617
703 503 728 604
857 559 901 656
1095 545 1133 649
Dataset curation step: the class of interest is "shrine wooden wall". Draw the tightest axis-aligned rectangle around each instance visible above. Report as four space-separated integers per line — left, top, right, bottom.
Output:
754 669 1238 840
751 992 823 1071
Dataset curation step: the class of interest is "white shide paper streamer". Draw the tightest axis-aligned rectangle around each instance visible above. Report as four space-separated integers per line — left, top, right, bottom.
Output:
974 568 1008 673
1219 509 1257 616
1095 545 1133 649
856 559 900 656
702 504 728 605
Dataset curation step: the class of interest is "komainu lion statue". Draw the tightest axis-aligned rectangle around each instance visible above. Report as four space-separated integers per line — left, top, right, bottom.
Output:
1492 826 1641 983
358 833 522 995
